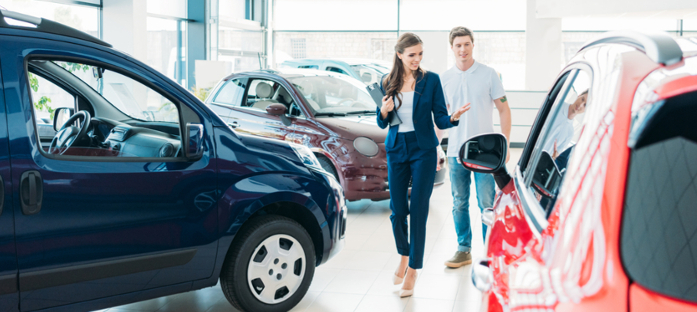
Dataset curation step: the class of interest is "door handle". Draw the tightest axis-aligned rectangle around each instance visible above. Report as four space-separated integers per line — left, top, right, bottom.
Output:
471 258 493 292
229 121 239 128
20 170 43 215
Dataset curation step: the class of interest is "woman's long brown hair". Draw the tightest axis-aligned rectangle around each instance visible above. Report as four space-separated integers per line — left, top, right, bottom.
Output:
383 32 426 110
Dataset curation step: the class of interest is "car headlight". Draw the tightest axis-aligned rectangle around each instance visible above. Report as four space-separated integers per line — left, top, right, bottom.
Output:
353 137 379 157
289 142 323 172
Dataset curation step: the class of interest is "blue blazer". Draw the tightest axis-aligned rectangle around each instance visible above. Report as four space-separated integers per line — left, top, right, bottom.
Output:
376 71 459 151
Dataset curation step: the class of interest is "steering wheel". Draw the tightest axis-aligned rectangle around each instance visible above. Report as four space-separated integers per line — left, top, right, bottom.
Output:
49 110 92 155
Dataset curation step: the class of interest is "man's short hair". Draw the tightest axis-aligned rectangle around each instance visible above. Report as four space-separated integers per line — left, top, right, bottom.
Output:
449 26 474 45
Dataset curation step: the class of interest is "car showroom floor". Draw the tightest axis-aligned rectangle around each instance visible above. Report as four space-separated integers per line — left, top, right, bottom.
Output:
99 149 523 312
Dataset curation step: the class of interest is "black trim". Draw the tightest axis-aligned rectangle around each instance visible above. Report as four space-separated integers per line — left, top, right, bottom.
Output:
0 274 17 295
20 249 197 291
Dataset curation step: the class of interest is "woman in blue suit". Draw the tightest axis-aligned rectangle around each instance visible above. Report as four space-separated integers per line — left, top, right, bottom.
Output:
377 33 470 297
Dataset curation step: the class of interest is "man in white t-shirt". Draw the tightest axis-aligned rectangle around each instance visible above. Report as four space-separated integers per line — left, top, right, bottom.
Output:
442 26 512 268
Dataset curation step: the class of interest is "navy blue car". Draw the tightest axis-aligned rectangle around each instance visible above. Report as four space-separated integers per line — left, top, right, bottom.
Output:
0 10 345 312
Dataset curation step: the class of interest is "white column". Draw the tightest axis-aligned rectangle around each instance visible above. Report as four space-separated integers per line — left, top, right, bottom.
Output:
525 0 562 91
102 0 147 62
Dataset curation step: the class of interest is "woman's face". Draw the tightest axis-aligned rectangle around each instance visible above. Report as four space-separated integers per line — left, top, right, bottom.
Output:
398 44 423 72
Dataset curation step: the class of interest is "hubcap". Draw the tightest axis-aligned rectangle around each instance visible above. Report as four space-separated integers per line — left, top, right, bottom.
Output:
247 234 306 304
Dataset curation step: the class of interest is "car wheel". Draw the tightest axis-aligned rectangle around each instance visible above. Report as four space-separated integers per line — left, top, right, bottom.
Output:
317 156 339 182
220 215 315 312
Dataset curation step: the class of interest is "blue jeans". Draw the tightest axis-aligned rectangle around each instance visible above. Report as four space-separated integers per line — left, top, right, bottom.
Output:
448 157 495 253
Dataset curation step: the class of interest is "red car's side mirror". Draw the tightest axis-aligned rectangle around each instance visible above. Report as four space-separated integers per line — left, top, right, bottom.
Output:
458 133 511 189
265 103 287 116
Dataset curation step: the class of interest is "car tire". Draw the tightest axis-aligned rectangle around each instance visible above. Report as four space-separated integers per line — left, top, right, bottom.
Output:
317 156 339 182
220 215 316 312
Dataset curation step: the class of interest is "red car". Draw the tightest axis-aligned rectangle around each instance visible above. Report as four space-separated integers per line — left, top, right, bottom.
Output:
205 69 447 201
458 32 697 312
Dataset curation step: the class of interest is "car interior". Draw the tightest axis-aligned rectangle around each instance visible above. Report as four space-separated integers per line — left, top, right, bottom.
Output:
245 79 303 117
27 59 185 158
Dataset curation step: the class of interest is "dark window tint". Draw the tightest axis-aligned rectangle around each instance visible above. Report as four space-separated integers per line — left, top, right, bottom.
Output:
622 91 697 303
213 79 245 106
298 65 318 69
327 67 348 75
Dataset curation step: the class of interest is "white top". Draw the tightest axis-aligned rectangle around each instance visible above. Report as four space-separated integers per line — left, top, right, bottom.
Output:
396 91 415 133
541 101 574 155
441 61 506 157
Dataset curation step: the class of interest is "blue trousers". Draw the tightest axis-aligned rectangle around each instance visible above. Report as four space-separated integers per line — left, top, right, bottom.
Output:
448 157 495 253
386 132 437 269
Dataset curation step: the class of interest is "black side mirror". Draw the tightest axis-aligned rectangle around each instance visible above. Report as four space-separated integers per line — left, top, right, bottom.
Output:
459 133 510 189
184 123 204 160
531 151 562 198
53 107 75 131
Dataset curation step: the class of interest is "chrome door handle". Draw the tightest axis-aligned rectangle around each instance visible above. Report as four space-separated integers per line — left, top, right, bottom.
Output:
229 121 239 128
482 207 494 226
471 258 493 292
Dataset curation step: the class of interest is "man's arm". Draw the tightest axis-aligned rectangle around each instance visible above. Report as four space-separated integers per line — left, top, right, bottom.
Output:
494 96 512 162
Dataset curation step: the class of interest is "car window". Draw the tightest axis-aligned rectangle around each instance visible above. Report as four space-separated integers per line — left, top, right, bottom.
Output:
326 67 348 75
27 59 183 159
621 91 697 304
288 75 377 116
298 65 318 69
350 65 383 85
213 78 245 107
28 72 76 125
245 79 302 117
524 69 591 216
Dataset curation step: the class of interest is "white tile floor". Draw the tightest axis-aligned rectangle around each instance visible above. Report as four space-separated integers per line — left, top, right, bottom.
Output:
100 149 523 312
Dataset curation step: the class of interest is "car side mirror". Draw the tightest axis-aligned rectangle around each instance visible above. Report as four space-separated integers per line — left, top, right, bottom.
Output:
184 123 204 160
266 103 292 126
459 133 511 189
531 151 562 198
53 107 75 131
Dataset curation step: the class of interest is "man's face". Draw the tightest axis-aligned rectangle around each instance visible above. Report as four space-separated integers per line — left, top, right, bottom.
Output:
451 35 474 63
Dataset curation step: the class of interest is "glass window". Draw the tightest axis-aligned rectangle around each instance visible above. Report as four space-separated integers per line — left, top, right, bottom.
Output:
524 69 591 216
27 59 182 158
1 0 99 37
621 91 697 304
399 0 525 31
244 79 302 117
213 78 246 106
147 0 187 18
287 75 377 115
327 67 348 75
350 65 386 85
273 0 397 31
28 71 76 125
147 17 187 86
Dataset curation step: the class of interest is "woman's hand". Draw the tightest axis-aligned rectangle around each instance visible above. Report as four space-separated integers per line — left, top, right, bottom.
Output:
380 95 394 119
450 103 471 123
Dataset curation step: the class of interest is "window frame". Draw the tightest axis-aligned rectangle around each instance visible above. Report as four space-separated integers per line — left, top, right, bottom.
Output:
515 62 594 232
23 54 200 163
211 77 247 108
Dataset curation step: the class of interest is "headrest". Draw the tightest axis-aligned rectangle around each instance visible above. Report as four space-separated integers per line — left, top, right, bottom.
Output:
256 82 273 98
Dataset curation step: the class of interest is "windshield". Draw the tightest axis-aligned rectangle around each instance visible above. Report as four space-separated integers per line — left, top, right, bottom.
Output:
287 75 378 116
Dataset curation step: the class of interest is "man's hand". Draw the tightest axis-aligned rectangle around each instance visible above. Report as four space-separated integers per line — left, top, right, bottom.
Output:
380 95 394 119
552 140 559 160
450 103 471 123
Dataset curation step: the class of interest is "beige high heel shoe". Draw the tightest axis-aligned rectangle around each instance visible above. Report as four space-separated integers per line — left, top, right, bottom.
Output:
393 267 408 285
399 270 417 297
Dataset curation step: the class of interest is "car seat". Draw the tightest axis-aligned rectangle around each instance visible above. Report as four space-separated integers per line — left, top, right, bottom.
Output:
251 82 277 110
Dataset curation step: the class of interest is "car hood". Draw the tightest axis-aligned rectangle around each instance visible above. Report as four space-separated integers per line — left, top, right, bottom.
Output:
315 115 387 143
